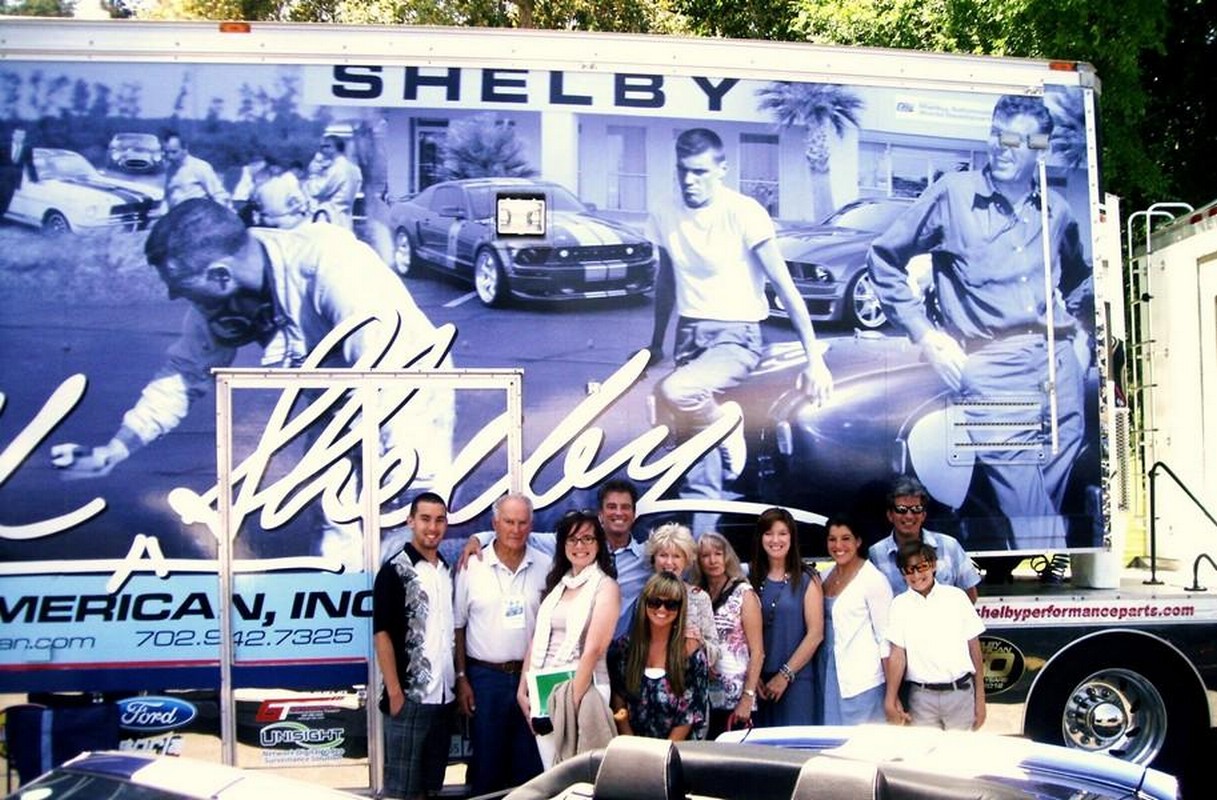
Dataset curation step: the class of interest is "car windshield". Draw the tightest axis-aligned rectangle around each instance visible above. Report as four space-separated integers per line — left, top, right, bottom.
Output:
37 151 100 180
467 184 588 220
820 200 908 232
113 134 158 148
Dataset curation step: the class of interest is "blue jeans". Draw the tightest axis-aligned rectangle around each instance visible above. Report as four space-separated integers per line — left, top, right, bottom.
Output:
657 318 762 531
383 699 448 799
466 664 543 794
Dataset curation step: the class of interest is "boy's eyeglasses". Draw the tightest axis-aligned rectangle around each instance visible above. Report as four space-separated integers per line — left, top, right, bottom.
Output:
645 598 682 611
901 561 934 576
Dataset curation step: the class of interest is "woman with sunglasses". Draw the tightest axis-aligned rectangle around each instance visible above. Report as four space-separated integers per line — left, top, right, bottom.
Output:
518 510 620 768
751 507 823 727
697 531 763 737
819 514 893 725
610 571 709 740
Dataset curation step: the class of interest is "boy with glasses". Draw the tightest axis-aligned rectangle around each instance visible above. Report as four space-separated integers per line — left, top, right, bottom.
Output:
883 541 986 731
869 476 980 601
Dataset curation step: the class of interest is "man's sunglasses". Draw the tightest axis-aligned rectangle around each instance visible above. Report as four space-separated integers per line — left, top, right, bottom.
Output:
890 504 925 515
645 597 682 611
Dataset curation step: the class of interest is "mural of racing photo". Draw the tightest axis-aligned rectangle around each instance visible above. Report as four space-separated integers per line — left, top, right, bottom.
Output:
1 56 1102 709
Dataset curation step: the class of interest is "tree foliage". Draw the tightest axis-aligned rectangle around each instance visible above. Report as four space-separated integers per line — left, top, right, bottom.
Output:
126 0 1202 208
780 0 1170 209
0 0 75 15
439 114 536 180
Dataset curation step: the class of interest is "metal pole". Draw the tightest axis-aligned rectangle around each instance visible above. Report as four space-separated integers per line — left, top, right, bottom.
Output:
216 375 237 765
1036 150 1059 455
1146 463 1162 585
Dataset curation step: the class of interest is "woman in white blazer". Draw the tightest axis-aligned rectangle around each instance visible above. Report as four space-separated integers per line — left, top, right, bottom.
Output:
818 514 893 724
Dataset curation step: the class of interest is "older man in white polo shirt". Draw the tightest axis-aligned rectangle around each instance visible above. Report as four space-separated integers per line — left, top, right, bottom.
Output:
454 493 551 795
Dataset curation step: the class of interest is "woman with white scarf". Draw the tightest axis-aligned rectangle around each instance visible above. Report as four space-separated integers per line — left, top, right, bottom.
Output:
518 509 620 768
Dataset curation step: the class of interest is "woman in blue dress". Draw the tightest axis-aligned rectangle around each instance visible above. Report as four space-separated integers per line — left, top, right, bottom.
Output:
819 514 893 725
750 507 823 727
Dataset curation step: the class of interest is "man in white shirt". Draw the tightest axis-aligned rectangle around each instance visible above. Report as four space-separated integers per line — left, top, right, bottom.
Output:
162 132 230 209
454 493 550 794
884 540 986 731
51 199 454 567
642 128 831 530
374 492 455 800
306 135 362 230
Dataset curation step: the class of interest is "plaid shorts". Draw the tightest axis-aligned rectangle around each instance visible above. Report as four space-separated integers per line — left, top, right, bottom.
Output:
383 699 447 798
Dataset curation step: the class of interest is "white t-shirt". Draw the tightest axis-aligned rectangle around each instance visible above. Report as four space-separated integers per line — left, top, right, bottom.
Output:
646 187 774 322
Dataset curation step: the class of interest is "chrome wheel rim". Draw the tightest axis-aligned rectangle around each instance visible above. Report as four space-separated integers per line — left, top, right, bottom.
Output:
1061 668 1167 764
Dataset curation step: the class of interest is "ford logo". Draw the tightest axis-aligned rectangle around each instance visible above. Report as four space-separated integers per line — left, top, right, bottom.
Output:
116 696 198 732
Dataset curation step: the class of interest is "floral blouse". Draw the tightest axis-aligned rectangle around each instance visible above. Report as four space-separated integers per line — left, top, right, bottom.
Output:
612 640 709 740
708 579 754 710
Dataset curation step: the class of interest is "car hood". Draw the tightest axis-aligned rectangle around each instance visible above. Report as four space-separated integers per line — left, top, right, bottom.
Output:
44 175 162 204
718 726 1178 800
777 225 878 264
542 211 647 246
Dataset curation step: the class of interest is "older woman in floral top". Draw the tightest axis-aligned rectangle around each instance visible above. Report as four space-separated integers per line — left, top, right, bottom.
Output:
611 572 709 740
697 531 764 737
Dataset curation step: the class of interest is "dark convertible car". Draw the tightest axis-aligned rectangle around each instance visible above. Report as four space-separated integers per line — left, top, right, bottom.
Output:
716 330 1100 557
388 177 655 306
769 196 929 330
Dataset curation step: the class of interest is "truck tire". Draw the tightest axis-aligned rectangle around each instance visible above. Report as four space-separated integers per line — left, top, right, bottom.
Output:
1023 633 1207 781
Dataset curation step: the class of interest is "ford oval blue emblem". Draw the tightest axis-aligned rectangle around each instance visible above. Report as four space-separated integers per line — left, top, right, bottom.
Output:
116 696 199 732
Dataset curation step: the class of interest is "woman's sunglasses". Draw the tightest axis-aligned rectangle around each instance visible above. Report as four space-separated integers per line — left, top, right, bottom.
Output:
645 597 682 611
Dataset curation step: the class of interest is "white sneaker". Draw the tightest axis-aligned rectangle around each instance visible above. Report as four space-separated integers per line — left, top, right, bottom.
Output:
718 410 747 481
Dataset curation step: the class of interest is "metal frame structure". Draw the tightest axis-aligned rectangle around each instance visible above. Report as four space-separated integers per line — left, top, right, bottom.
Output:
214 367 523 792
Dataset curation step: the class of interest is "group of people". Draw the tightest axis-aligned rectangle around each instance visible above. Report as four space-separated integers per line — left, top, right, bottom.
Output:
372 475 987 800
160 130 363 232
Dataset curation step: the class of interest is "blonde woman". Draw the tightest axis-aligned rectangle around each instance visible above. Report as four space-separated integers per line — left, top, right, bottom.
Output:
645 522 721 668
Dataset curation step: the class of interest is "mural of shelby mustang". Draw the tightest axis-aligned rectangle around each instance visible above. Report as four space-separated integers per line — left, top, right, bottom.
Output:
868 94 1094 552
50 200 455 566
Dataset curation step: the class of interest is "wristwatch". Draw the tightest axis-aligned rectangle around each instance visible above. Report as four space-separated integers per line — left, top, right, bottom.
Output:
743 689 757 698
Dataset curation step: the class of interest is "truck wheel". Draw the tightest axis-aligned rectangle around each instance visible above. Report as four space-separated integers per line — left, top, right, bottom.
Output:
392 229 420 276
1024 637 1207 780
474 249 508 307
42 210 71 235
846 270 886 329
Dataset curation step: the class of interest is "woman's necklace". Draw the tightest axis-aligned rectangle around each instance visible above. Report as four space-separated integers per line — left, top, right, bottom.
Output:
764 572 789 626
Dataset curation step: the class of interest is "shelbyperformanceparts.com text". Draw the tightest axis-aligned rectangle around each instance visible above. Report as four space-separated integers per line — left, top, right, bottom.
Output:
979 602 1196 623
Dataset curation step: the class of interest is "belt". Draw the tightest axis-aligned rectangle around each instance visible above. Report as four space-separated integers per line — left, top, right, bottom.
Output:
908 674 973 692
965 326 1073 348
467 657 524 675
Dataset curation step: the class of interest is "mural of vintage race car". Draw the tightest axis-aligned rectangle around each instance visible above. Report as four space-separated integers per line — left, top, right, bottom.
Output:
107 132 164 173
769 196 929 330
719 332 1101 556
389 177 655 306
4 148 164 233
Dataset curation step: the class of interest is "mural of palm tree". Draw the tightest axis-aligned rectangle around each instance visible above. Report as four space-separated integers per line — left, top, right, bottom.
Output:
758 81 864 221
439 113 537 180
